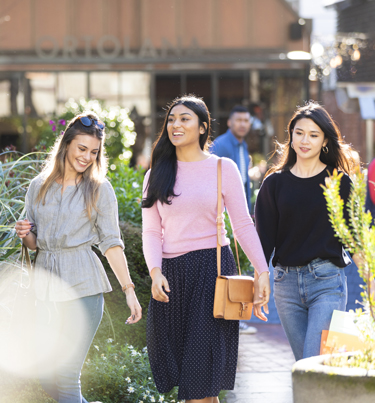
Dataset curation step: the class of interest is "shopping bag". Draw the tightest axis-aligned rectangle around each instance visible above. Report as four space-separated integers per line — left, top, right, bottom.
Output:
320 310 365 355
0 244 37 376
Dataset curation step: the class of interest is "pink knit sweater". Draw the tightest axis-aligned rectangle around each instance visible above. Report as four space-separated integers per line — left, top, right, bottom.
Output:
142 155 269 275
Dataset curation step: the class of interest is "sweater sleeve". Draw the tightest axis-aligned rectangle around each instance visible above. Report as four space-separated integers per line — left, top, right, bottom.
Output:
141 170 163 275
222 158 269 275
254 173 278 265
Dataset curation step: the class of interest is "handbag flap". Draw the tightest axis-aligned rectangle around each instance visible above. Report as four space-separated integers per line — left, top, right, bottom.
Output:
221 276 254 303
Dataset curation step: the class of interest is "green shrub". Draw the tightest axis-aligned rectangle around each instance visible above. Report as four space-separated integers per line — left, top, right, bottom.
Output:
0 150 44 261
81 341 181 403
108 164 145 226
224 213 254 276
91 222 150 350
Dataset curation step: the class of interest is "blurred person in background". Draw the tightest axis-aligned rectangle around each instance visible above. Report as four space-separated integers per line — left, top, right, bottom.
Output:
366 157 375 226
211 105 257 335
15 112 142 403
211 105 252 212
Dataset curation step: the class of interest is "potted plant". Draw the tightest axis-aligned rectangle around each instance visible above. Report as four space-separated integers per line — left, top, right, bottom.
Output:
292 169 375 403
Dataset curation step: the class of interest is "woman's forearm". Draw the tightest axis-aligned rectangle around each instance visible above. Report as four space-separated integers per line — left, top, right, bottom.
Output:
105 246 134 288
21 232 37 251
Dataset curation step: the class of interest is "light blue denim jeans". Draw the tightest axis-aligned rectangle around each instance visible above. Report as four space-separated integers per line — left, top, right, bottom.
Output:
35 293 104 403
273 258 347 361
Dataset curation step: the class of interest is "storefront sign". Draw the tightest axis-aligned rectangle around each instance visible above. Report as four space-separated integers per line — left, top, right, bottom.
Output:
35 35 202 60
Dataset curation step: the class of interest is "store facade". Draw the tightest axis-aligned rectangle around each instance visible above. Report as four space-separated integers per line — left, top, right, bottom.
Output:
0 0 311 157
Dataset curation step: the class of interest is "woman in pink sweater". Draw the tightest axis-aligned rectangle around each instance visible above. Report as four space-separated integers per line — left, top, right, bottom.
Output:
142 95 270 403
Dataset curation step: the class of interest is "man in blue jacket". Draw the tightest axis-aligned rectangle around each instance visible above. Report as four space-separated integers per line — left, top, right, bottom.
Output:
211 105 252 213
211 105 256 334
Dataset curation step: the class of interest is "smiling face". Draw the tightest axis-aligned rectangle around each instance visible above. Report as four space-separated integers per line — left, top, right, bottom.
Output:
65 134 101 175
292 118 328 162
167 104 206 149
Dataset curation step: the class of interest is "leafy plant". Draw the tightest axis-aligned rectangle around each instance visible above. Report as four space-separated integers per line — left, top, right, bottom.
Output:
224 213 254 276
92 222 150 350
82 340 182 403
322 169 375 367
108 164 145 226
0 150 44 261
322 169 375 320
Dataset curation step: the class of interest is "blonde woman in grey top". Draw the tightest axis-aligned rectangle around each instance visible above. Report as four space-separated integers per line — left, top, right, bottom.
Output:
15 112 141 403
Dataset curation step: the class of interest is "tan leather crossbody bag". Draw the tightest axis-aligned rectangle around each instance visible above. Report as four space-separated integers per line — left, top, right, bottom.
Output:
213 159 254 320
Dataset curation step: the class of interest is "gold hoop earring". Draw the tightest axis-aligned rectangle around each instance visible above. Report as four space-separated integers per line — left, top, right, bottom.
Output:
322 145 329 154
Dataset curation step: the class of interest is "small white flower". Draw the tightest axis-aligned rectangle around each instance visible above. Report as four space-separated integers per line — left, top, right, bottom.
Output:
94 345 99 351
143 394 147 399
142 347 148 352
148 377 151 380
146 390 150 395
131 350 138 356
159 397 164 402
150 397 155 403
132 182 140 188
127 386 135 393
107 338 113 343
126 377 131 383
128 345 134 349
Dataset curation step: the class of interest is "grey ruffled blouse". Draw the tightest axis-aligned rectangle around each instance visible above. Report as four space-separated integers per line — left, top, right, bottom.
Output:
26 175 124 302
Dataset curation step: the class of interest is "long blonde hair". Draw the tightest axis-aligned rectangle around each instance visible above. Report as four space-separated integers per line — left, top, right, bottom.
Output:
37 111 108 218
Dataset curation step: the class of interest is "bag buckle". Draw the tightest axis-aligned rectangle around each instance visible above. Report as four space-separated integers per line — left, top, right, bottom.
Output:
239 302 248 317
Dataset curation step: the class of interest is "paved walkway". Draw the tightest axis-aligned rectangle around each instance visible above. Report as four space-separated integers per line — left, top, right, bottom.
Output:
225 323 295 403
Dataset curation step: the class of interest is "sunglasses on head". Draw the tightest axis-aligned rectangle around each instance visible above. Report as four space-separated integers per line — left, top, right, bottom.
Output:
77 116 105 130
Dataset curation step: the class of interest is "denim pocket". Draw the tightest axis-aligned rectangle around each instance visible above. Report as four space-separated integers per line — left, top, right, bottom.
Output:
274 267 286 282
312 262 340 281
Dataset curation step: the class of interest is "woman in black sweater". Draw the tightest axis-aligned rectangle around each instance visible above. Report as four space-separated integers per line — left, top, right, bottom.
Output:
255 102 357 360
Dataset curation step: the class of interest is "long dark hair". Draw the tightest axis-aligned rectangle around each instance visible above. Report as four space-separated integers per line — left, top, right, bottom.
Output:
266 101 355 177
37 111 107 218
142 95 212 208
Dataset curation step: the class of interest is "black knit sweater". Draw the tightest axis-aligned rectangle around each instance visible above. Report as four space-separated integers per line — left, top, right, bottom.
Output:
255 166 352 268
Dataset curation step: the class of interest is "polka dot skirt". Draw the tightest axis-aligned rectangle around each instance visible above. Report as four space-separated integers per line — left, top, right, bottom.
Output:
147 246 239 400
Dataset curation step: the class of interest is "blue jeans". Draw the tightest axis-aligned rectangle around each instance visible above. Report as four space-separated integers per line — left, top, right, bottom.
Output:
274 258 347 361
35 293 104 403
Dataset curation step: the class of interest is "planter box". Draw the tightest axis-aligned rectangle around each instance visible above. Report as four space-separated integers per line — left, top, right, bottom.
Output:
292 354 375 403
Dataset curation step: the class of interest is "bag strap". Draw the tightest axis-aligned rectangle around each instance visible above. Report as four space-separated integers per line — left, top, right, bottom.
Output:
21 243 32 272
216 158 241 277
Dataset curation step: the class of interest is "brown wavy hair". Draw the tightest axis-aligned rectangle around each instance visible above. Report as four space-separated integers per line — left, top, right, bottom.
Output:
36 111 108 218
266 101 356 178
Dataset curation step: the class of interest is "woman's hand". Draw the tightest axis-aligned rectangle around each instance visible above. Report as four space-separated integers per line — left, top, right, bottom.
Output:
15 219 33 239
253 271 270 322
124 288 142 324
14 219 37 250
151 267 170 303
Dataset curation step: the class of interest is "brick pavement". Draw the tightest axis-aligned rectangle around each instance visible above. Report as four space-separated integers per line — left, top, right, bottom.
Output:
225 323 295 403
